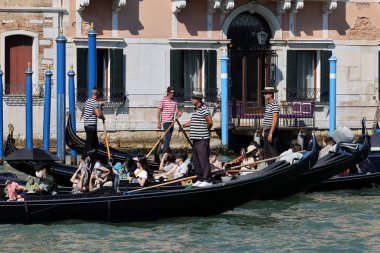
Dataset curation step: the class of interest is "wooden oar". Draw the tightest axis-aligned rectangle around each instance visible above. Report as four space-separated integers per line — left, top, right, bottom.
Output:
146 115 180 158
103 121 111 161
127 175 197 193
176 118 193 147
229 150 306 170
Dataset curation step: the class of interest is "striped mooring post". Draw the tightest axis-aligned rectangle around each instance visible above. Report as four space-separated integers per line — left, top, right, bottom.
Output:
68 66 77 165
329 55 337 136
56 33 67 163
220 50 229 146
25 63 33 149
43 66 53 151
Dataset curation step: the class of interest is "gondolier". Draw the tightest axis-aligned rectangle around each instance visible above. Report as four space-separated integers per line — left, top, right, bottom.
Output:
182 91 213 187
157 87 182 153
84 87 105 155
262 86 279 162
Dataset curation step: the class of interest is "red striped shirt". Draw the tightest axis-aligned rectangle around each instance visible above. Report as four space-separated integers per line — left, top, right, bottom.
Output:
158 97 178 123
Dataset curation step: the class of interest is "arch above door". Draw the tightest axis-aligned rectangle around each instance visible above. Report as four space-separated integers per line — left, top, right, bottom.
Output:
222 3 282 40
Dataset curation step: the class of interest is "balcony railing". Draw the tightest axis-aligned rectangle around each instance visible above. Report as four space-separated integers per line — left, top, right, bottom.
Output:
76 88 128 104
286 88 328 103
229 100 315 127
173 88 220 103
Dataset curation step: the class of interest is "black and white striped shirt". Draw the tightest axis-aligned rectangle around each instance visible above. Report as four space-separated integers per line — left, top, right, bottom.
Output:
84 98 100 126
263 101 279 130
190 104 210 140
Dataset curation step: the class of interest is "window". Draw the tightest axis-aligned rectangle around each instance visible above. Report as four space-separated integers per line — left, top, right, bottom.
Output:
76 48 124 103
5 35 33 95
170 50 217 102
287 50 331 102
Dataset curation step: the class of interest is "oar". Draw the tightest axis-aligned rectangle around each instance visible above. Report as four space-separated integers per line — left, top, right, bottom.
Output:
127 175 197 193
229 150 306 170
176 118 193 147
103 121 111 161
146 115 181 158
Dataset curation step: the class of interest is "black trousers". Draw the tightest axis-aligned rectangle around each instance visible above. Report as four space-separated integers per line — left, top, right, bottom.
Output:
263 128 279 164
192 139 211 182
84 125 99 155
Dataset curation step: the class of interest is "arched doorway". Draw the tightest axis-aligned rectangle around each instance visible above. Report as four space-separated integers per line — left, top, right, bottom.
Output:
5 35 33 94
227 12 275 114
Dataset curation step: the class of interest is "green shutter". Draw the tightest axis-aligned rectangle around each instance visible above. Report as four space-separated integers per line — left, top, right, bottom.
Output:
110 49 124 102
286 50 297 100
170 50 182 100
205 50 217 102
76 48 88 102
320 51 332 103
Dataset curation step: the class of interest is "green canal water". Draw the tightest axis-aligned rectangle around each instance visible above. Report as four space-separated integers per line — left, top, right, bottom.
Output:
1 164 380 252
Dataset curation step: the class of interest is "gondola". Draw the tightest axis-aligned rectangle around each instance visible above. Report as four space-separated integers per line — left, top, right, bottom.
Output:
261 118 371 199
0 138 319 223
66 113 159 167
309 132 380 192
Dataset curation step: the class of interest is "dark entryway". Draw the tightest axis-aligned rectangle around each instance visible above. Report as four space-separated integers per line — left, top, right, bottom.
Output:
227 12 274 114
5 35 33 95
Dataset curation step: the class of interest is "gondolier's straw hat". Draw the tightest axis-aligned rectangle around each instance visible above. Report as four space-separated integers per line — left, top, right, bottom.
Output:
262 86 278 93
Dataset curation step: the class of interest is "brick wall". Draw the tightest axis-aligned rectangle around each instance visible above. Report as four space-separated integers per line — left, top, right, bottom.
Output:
0 0 52 7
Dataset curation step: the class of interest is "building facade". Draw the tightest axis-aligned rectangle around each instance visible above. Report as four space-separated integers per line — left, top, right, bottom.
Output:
1 0 380 144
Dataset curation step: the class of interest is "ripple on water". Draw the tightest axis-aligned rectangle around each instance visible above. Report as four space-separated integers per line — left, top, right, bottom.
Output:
1 165 380 252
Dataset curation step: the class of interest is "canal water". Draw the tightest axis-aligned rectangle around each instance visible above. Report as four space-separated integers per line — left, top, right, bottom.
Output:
1 163 380 252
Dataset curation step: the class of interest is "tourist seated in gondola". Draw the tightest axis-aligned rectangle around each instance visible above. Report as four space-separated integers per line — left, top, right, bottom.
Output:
33 163 58 195
70 164 89 194
89 165 114 191
154 152 188 181
158 152 176 173
4 180 25 201
127 157 149 187
319 126 355 160
278 140 303 164
319 136 336 159
209 150 223 171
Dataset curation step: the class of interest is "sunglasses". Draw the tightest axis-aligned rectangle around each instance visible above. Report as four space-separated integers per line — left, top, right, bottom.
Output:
170 91 175 94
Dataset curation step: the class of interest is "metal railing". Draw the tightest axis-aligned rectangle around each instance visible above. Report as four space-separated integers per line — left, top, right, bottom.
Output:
285 88 328 103
76 88 128 104
229 100 315 127
173 87 220 103
3 85 45 106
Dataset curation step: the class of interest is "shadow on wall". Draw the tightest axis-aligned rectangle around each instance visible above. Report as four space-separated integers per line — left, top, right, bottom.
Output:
80 0 144 36
295 2 349 37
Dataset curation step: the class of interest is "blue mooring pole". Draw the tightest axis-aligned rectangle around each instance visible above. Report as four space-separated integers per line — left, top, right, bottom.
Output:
0 68 3 163
220 50 229 146
88 23 97 97
68 66 77 165
43 66 53 151
329 55 337 136
56 33 67 162
25 64 33 149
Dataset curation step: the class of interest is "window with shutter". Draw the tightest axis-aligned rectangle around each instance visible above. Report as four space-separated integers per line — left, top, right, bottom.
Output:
286 51 297 101
205 50 217 102
110 49 124 102
320 51 332 103
76 48 88 102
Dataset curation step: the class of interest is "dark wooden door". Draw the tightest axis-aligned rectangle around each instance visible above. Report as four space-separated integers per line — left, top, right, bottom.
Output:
5 35 33 94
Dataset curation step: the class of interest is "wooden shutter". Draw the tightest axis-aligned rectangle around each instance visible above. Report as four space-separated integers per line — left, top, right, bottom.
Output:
205 50 217 102
170 50 183 100
110 49 124 102
286 50 297 100
76 48 88 102
320 51 332 103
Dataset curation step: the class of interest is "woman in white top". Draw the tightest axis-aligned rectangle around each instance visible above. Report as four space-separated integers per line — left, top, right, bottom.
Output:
155 153 188 181
128 157 149 187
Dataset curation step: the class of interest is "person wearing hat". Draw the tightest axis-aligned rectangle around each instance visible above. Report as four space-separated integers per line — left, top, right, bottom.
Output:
262 86 280 162
239 145 257 175
157 86 183 153
34 163 58 195
182 91 213 187
127 157 149 187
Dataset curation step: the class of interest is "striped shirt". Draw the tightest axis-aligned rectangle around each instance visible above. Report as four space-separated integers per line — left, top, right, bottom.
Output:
158 97 178 123
84 98 100 126
263 101 279 130
190 104 210 140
